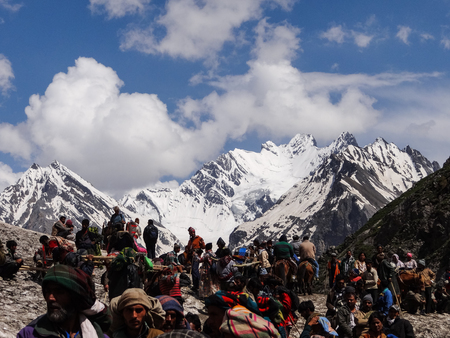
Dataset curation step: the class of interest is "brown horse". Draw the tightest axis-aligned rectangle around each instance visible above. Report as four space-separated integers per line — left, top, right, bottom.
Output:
297 261 314 295
397 270 425 297
273 259 296 286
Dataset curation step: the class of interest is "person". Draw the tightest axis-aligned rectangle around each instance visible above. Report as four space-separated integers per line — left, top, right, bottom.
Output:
349 268 362 284
336 287 358 338
404 253 417 270
298 300 322 338
327 253 341 288
64 220 75 241
51 216 72 239
362 259 378 303
185 313 202 332
416 259 435 314
298 235 319 279
391 254 405 269
109 288 164 338
107 248 141 299
361 312 387 338
257 241 271 275
383 304 414 338
354 294 374 338
291 235 301 257
435 282 450 314
355 252 367 275
17 265 111 338
110 206 126 231
377 253 400 304
33 235 53 268
52 246 95 276
215 238 227 258
164 244 182 267
126 221 141 240
155 295 190 332
325 274 346 322
185 227 205 292
143 220 159 259
159 265 184 305
371 245 384 270
216 248 238 290
199 242 218 299
402 285 426 314
273 235 294 261
339 250 355 281
2 240 24 278
75 219 102 254
376 280 393 316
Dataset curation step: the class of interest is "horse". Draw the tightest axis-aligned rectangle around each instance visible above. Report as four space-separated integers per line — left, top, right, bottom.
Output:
273 259 296 286
297 260 314 295
397 270 425 297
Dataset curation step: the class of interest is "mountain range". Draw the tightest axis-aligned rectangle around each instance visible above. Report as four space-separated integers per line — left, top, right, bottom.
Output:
0 132 440 254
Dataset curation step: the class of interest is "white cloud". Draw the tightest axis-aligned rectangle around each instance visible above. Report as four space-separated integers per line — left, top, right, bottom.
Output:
0 162 22 193
252 19 301 62
331 63 339 71
88 0 150 19
420 33 434 42
0 0 22 12
441 37 450 49
396 25 412 45
0 54 14 95
320 25 346 43
352 31 373 48
120 0 264 61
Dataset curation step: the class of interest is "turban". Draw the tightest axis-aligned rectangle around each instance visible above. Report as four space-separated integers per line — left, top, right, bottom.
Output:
42 264 95 310
220 306 280 338
156 295 184 317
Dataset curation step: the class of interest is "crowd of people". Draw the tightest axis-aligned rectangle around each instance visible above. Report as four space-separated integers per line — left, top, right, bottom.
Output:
1 206 449 338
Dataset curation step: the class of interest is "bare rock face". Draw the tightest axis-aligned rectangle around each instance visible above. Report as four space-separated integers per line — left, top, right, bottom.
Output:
1 222 449 338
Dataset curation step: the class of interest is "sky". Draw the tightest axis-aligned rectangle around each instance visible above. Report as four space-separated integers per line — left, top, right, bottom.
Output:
0 0 449 198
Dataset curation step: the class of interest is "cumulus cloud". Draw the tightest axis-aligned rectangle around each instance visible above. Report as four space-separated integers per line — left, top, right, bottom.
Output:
352 31 373 48
0 0 22 12
441 37 450 49
396 25 412 45
120 0 264 61
320 25 346 43
0 54 14 95
0 162 22 193
420 33 434 42
89 0 150 19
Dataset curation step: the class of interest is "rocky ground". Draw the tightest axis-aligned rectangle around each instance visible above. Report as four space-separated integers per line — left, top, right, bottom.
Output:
1 222 450 337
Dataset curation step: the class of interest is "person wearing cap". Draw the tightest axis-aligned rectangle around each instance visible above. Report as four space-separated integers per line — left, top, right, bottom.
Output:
354 294 374 338
109 288 165 338
417 259 436 314
17 264 111 338
336 286 358 338
362 259 378 303
327 253 341 288
383 304 414 338
156 295 190 332
404 253 417 270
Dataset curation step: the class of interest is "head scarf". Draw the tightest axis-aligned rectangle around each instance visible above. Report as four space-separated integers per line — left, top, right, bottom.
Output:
220 306 280 338
42 264 95 311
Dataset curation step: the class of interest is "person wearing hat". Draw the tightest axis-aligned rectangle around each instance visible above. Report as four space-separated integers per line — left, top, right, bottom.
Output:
156 295 190 332
354 294 374 338
417 259 436 314
383 304 414 338
404 253 417 270
327 253 341 288
17 264 111 338
109 288 165 338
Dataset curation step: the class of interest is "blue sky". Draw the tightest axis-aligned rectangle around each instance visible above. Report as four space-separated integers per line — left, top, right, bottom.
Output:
0 0 449 197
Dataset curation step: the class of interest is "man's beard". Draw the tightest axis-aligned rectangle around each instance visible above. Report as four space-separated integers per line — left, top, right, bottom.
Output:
47 303 76 323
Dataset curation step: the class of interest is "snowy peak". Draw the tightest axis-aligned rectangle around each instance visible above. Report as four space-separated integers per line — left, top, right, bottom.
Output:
328 132 359 154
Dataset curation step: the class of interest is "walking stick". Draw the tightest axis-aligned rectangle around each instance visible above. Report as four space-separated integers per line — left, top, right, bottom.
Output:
390 280 403 316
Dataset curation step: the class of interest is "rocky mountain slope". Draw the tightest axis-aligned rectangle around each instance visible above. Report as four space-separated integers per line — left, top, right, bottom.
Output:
0 221 448 338
330 157 450 278
229 138 440 254
0 162 179 255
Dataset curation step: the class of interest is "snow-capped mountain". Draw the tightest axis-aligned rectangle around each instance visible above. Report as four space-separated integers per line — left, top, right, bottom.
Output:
120 132 360 244
229 137 440 254
0 161 179 255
